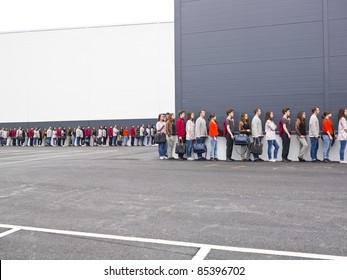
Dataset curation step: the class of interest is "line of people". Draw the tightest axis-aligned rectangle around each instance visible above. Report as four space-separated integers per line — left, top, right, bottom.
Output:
0 124 157 148
155 107 347 164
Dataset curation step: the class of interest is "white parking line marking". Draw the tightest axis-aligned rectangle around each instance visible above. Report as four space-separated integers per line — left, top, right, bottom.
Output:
0 223 346 260
0 227 21 238
192 246 212 260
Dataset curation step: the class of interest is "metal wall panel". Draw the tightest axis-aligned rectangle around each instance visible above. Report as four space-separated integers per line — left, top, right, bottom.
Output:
175 0 347 127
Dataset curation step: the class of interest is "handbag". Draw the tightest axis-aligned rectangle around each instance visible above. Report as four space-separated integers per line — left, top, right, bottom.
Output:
193 143 207 154
175 139 186 154
234 134 250 146
155 133 166 144
248 140 263 155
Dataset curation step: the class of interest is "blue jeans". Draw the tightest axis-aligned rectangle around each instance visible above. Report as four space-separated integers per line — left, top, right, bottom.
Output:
196 137 207 159
113 136 118 146
340 140 347 161
186 140 193 158
322 135 331 159
209 136 217 158
310 137 319 160
267 139 279 160
124 136 128 146
158 142 166 157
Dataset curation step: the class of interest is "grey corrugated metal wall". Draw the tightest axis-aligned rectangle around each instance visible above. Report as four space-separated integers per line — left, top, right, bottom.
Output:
175 0 347 126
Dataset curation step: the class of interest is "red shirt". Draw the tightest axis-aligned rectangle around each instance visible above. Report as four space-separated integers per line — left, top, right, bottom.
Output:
322 118 333 135
56 128 61 138
108 127 113 137
176 117 186 138
85 127 90 137
209 121 219 137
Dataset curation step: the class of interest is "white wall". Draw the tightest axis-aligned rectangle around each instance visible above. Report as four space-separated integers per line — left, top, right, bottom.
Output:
0 22 174 123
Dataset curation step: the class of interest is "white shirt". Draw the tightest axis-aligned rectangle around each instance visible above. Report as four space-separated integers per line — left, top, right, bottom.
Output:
265 120 277 140
338 117 347 141
309 114 319 138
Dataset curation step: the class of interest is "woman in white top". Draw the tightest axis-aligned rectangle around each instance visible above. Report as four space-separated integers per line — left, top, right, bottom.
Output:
156 113 167 159
264 111 279 162
186 112 196 160
338 108 347 164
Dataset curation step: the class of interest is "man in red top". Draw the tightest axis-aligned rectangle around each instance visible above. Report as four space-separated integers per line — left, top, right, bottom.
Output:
85 126 91 146
108 125 113 146
57 127 61 146
130 125 135 146
29 128 34 147
176 110 186 160
12 128 17 146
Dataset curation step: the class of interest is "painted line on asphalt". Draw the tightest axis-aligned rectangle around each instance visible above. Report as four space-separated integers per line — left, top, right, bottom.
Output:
191 246 212 261
0 223 346 260
0 227 21 238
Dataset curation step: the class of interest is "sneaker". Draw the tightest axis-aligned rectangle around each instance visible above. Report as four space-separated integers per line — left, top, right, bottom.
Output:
209 157 214 161
164 156 168 160
340 161 347 164
323 158 329 163
269 159 276 162
214 158 219 161
226 158 235 162
159 156 164 160
187 157 194 161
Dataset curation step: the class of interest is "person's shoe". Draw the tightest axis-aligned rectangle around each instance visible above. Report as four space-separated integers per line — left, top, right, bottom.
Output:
241 159 247 162
326 159 331 162
269 159 276 162
258 158 264 162
209 157 214 161
226 158 235 162
298 157 306 162
168 157 175 160
164 156 168 160
323 158 329 163
286 158 292 162
187 157 194 161
282 158 290 163
159 156 164 160
340 160 347 164
214 158 219 161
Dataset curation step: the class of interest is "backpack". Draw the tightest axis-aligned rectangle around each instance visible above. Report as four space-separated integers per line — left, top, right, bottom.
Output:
279 118 283 137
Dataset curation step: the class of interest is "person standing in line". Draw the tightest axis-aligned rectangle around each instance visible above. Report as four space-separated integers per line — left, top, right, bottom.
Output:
209 113 219 161
251 108 264 161
264 111 279 162
186 112 196 161
102 126 107 146
166 113 177 160
75 126 82 146
123 127 129 146
57 127 62 146
112 125 118 146
281 107 292 162
85 126 91 146
176 110 186 160
226 108 236 161
12 128 17 146
309 107 321 162
139 124 145 146
70 128 75 146
46 127 52 146
33 128 38 146
130 125 135 146
108 125 113 146
61 127 66 146
135 125 141 146
91 127 97 146
146 125 151 146
52 127 58 146
3 128 9 146
41 128 47 146
295 111 308 162
238 112 251 161
150 125 156 145
195 109 208 160
29 128 34 147
338 108 347 164
321 111 334 163
16 127 22 147
156 113 167 159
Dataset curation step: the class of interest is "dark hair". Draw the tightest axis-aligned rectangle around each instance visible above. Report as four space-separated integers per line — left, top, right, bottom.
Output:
311 106 319 114
209 113 216 119
296 111 305 123
240 112 248 124
254 108 261 115
187 112 194 121
264 111 273 124
322 111 332 119
282 107 290 114
199 109 205 115
178 110 185 116
338 108 346 122
226 108 234 115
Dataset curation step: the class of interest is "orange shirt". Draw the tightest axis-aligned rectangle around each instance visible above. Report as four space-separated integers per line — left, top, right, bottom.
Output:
123 129 129 137
322 118 333 135
209 121 219 137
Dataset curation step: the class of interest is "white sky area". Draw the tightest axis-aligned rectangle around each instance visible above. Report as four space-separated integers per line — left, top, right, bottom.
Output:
0 0 174 33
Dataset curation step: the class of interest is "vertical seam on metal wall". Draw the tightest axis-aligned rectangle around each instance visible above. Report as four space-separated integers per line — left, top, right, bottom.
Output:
322 0 330 110
175 0 183 114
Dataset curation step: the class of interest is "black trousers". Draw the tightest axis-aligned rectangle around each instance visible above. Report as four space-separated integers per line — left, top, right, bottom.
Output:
281 133 291 159
131 136 135 146
226 135 234 159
